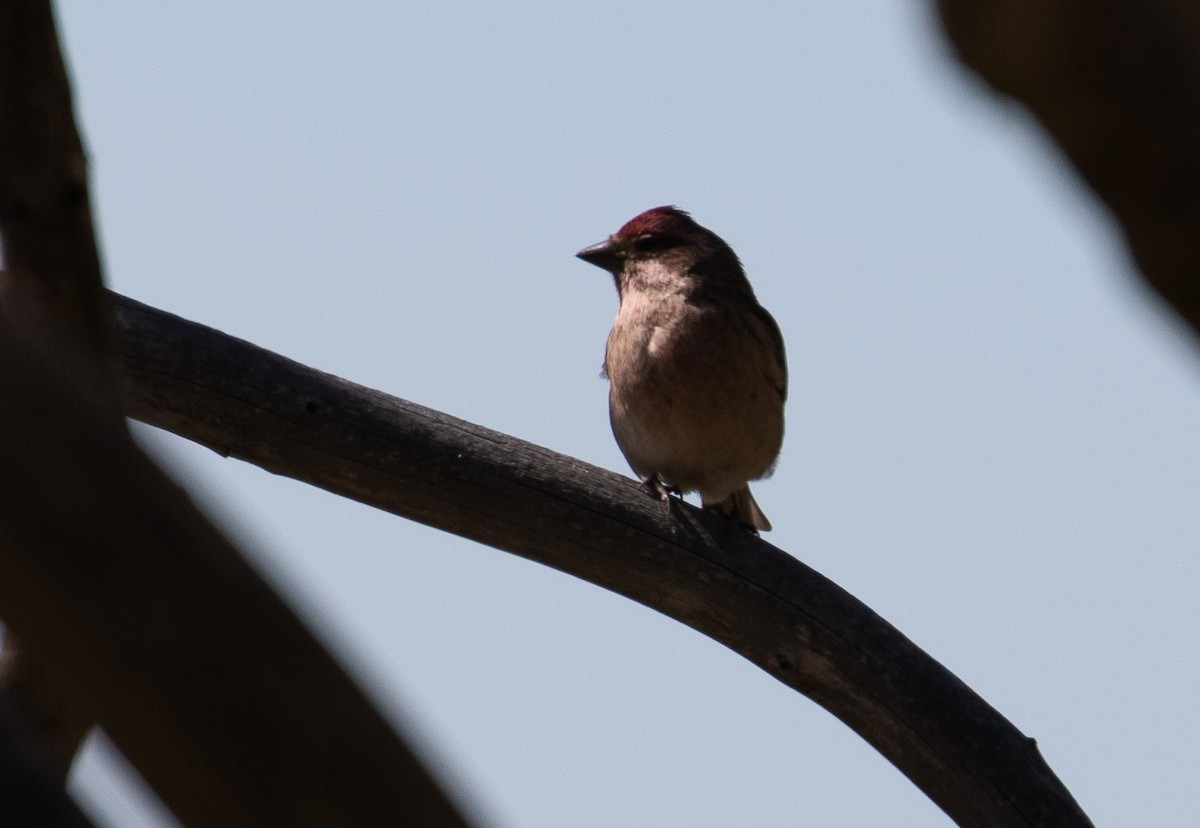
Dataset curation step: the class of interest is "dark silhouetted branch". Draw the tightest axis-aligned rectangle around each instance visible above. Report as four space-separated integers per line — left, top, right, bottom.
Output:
0 0 114 356
1 4 469 825
0 311 471 827
936 0 1200 339
0 0 122 789
114 292 1094 827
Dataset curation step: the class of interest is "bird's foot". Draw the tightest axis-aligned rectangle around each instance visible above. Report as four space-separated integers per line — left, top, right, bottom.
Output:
639 475 681 502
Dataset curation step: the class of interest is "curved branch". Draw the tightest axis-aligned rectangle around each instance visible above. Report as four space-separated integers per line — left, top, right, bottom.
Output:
113 292 1093 827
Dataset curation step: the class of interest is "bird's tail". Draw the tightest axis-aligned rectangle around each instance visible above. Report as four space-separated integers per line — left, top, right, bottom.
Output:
704 485 772 532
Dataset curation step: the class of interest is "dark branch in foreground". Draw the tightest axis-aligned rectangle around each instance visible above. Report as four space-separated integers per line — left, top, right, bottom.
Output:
0 0 115 356
114 292 1094 828
0 310 470 827
1 2 468 823
0 0 123 790
936 0 1200 339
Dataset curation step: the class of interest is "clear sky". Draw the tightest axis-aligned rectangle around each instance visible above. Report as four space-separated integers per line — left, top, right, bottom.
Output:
55 2 1200 826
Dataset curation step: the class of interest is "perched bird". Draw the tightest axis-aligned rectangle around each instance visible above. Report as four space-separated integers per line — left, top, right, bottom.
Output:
575 206 787 531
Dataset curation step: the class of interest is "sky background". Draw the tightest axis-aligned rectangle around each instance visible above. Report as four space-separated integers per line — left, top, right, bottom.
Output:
50 2 1200 826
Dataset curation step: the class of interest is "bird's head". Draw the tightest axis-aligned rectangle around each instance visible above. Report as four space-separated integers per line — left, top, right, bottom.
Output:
575 206 748 296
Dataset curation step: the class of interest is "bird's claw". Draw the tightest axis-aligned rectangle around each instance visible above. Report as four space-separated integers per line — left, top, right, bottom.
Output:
640 476 680 502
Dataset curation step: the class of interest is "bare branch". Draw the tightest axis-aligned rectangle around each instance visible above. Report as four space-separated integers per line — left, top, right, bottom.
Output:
936 0 1200 339
114 292 1094 827
0 310 471 827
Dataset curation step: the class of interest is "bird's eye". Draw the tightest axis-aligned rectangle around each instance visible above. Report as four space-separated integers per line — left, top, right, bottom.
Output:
632 234 663 253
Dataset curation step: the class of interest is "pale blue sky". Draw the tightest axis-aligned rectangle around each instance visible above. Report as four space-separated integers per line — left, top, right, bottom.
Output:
55 2 1200 825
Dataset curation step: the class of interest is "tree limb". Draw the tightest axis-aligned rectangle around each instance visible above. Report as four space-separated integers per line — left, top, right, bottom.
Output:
0 307 471 826
0 0 115 356
936 0 1200 339
1 4 469 824
113 292 1094 827
0 0 124 788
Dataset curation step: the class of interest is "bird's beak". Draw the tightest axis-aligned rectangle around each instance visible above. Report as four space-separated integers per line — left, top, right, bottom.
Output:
575 237 622 273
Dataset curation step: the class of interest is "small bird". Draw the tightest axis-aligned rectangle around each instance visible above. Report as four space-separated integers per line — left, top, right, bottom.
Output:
576 206 787 531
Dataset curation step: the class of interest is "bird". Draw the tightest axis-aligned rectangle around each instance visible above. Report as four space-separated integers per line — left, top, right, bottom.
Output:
575 206 787 531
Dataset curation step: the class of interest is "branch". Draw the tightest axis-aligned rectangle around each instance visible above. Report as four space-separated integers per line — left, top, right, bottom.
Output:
0 310 470 827
936 0 1200 338
0 0 114 355
0 0 123 783
0 5 469 824
114 292 1094 827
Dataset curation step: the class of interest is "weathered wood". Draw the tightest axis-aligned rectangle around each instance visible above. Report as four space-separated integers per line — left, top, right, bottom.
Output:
0 312 471 827
114 292 1093 827
937 0 1200 339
